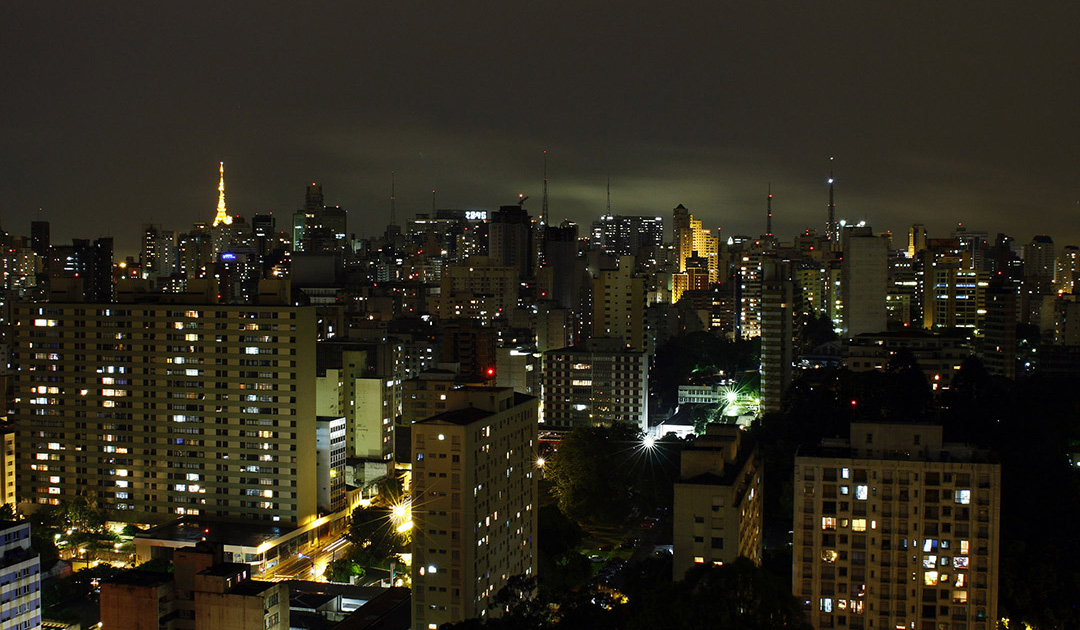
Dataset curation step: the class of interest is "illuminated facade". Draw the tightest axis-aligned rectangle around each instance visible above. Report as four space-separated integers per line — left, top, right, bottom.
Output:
410 388 538 630
794 422 1000 630
14 304 318 525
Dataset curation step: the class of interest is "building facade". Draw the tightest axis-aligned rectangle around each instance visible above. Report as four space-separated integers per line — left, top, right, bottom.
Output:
410 388 538 630
0 521 41 630
14 303 318 525
542 338 648 432
672 425 762 580
794 422 1000 630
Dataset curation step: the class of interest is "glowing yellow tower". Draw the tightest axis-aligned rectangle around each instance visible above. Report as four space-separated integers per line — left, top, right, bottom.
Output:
213 161 232 227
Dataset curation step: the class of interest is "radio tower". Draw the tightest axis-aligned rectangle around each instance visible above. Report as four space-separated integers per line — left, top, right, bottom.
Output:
213 162 232 227
766 183 773 237
826 157 836 244
606 175 612 216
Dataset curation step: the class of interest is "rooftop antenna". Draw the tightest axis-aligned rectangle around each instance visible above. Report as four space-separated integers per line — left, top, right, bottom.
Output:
766 182 773 237
541 150 549 227
827 157 836 243
432 189 436 214
606 174 612 216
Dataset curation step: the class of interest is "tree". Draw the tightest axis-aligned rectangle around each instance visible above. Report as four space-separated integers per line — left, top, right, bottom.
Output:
546 424 685 527
627 558 811 630
345 504 410 568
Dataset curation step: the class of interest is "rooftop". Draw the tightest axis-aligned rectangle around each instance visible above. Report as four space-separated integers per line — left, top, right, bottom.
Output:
137 518 293 549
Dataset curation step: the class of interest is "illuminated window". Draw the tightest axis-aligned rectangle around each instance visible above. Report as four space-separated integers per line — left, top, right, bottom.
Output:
923 571 939 586
821 517 837 530
855 485 868 500
953 590 968 603
821 549 838 563
852 519 867 532
820 597 833 612
954 489 971 505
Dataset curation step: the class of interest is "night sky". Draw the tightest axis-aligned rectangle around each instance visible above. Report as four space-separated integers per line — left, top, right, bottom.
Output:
4 1 1080 255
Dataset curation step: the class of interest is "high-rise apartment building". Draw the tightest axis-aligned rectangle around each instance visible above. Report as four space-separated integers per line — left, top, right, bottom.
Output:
542 338 648 432
591 256 646 350
794 422 1000 630
14 303 318 525
410 387 538 630
488 205 534 281
672 424 762 581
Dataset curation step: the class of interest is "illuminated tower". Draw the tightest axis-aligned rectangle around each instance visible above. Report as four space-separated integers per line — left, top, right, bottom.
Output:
212 162 232 227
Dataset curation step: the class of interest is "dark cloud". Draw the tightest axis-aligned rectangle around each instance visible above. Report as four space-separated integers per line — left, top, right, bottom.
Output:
3 1 1079 255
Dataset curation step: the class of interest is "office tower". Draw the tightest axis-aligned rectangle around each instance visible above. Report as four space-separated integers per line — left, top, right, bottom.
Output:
908 224 928 259
675 209 719 285
595 215 664 256
794 422 1000 630
489 205 534 280
672 204 691 244
842 235 888 337
542 337 648 431
760 267 794 413
672 424 762 580
592 256 647 350
30 221 49 258
887 253 919 327
410 387 538 630
0 521 41 630
14 303 317 525
923 262 990 331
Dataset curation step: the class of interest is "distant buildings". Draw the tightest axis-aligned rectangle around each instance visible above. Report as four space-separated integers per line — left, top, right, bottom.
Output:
794 422 1000 630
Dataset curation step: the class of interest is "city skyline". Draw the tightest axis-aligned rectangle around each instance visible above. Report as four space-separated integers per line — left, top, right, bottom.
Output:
4 2 1080 251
